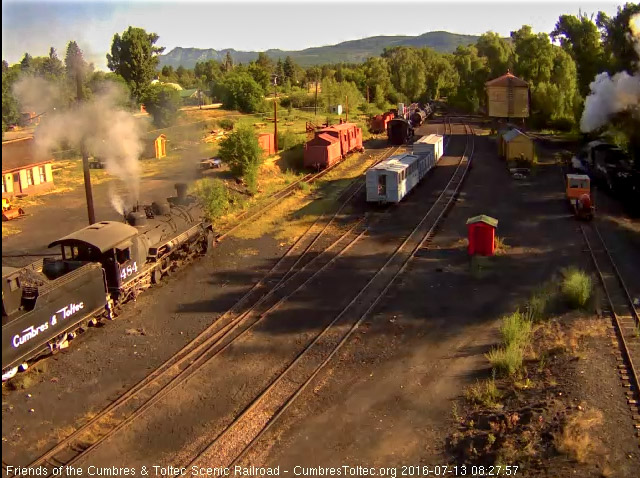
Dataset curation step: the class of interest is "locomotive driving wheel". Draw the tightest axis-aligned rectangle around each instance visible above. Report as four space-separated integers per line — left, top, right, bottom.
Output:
205 230 215 255
151 267 162 285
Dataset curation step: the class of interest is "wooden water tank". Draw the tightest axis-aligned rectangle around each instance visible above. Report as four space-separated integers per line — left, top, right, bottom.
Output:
485 71 529 118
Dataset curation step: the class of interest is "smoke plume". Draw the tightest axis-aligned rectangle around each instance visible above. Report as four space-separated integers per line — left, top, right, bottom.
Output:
13 77 143 212
580 13 640 133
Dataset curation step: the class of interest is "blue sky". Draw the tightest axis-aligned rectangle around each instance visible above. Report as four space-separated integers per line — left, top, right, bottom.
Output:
2 0 623 69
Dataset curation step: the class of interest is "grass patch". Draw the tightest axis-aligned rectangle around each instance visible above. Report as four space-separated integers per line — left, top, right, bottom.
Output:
500 311 532 348
297 181 311 192
464 377 502 408
494 236 510 255
2 222 21 238
525 285 553 322
554 408 604 464
486 342 524 376
560 268 592 309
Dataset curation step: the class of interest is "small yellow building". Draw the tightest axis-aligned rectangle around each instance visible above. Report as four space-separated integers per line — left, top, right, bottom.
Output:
485 71 529 118
142 133 167 159
2 137 54 199
499 128 535 163
307 82 322 94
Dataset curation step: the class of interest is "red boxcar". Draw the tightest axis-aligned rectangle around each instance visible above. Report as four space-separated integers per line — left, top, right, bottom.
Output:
303 133 342 169
304 122 364 169
370 112 393 134
258 133 275 156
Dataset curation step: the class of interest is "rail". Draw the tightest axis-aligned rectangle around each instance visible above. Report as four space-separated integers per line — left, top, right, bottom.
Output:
11 144 404 474
580 223 640 426
184 120 474 467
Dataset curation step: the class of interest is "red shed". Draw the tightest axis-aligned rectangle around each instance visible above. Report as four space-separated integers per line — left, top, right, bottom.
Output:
466 215 498 256
258 133 275 156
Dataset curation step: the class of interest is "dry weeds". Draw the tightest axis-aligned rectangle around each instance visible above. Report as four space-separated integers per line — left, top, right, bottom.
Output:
554 408 604 464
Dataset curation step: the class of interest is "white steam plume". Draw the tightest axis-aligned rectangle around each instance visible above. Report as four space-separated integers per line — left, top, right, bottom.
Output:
12 77 143 213
109 184 126 216
580 13 640 133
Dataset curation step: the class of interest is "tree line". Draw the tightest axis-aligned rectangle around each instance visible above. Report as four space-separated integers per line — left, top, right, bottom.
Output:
3 3 639 136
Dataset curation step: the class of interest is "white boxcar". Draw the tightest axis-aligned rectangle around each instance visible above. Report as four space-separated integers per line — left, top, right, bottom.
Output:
366 152 436 203
413 134 444 161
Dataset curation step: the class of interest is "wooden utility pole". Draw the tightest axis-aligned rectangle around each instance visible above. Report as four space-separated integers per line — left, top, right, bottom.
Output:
76 70 95 225
314 80 319 118
345 95 349 123
273 75 278 152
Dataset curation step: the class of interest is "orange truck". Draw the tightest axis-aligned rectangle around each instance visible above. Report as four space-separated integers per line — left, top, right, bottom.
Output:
566 173 594 220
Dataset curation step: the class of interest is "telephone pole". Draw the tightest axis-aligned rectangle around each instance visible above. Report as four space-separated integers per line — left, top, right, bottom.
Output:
314 79 319 118
345 95 349 123
76 69 95 225
272 74 278 152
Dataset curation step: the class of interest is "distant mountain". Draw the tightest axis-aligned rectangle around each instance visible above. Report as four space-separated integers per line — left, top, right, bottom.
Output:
158 31 479 68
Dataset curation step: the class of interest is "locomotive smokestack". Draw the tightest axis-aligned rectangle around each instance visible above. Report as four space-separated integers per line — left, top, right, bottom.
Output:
175 183 188 202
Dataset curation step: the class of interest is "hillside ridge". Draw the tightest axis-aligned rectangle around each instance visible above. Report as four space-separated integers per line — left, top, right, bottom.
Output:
158 31 479 68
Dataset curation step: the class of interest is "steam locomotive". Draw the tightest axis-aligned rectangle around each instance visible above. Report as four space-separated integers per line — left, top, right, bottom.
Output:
387 117 415 145
2 184 214 380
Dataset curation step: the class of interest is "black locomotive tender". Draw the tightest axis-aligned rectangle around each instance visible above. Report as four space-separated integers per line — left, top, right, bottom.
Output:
2 184 214 380
387 118 415 145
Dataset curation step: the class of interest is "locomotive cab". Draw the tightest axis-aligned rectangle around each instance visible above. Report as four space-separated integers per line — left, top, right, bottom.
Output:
48 221 141 294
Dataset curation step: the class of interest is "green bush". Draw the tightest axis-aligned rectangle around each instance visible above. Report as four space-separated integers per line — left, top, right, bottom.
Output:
141 84 181 128
486 343 524 376
218 125 264 194
218 118 235 131
561 268 592 309
280 91 316 109
191 178 228 219
277 130 303 151
500 311 532 348
526 291 550 322
212 71 265 113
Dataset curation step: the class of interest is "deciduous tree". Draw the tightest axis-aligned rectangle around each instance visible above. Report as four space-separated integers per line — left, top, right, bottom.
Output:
382 47 426 102
476 32 514 79
140 83 181 127
551 13 605 95
597 3 640 74
107 27 165 102
213 71 265 113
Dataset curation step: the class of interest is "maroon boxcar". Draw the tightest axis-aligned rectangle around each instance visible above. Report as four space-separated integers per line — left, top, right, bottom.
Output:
304 122 364 169
370 112 394 134
303 133 342 169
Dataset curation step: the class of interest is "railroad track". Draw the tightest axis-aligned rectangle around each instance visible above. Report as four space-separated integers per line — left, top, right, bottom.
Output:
183 121 475 468
216 145 383 242
580 222 640 439
5 121 452 470
218 113 451 244
5 144 404 475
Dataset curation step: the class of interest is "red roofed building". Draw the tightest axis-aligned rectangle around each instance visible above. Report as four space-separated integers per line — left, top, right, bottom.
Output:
2 137 54 199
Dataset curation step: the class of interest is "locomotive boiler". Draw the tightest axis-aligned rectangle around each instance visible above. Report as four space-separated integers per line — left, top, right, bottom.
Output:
2 183 213 380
